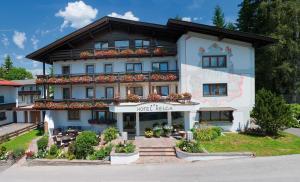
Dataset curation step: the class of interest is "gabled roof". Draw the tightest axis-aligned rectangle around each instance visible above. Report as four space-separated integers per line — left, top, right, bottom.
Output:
0 80 23 86
26 16 276 63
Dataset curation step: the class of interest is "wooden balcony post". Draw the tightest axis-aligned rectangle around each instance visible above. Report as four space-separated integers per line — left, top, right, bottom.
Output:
93 74 96 99
117 73 121 96
148 72 151 95
43 61 46 99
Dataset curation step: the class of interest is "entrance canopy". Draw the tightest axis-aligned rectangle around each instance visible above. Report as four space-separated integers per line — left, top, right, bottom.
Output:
109 102 199 113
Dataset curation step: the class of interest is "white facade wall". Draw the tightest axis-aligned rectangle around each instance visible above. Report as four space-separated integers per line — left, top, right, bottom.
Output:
177 32 255 131
0 86 17 103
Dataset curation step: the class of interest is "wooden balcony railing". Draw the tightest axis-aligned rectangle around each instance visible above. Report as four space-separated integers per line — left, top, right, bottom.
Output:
36 70 179 85
33 93 192 110
18 91 41 95
49 45 177 62
0 103 16 110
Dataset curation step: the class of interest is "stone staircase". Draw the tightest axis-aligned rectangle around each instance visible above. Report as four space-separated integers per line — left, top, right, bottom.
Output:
139 146 176 157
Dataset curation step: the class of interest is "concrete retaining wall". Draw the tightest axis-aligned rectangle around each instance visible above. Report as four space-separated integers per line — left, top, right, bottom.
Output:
110 151 139 165
26 159 110 166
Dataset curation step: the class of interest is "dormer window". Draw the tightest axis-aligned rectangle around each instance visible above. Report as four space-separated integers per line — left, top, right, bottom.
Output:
115 40 129 49
202 55 226 68
95 42 108 50
135 40 150 48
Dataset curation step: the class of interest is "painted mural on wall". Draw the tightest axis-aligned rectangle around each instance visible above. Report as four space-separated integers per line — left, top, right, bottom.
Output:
190 43 244 106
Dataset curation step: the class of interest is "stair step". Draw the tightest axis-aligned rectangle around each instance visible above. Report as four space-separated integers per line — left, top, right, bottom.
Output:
139 151 176 156
139 148 175 152
139 147 175 149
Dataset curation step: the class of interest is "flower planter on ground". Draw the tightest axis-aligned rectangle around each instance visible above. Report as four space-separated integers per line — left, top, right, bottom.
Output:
110 150 139 165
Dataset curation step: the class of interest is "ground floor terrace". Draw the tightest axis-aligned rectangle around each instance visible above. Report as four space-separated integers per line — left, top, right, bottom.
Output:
43 102 251 136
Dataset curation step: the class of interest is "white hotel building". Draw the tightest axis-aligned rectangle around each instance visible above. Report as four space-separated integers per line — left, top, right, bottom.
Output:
26 17 274 136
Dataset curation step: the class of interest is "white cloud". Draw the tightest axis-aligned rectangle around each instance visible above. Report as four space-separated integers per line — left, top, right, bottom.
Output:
15 55 24 60
1 34 9 47
31 36 39 50
32 61 39 68
56 1 98 30
29 68 43 77
108 11 139 21
182 17 192 22
188 0 204 9
13 31 26 49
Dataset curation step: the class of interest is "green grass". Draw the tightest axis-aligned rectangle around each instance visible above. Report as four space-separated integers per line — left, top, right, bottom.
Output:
202 132 300 156
1 129 43 151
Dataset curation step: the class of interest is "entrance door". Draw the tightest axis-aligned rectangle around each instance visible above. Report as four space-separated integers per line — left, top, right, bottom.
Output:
123 113 136 136
24 111 28 123
30 111 41 124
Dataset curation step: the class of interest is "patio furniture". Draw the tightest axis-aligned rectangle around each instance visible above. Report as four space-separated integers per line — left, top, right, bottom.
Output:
53 136 64 147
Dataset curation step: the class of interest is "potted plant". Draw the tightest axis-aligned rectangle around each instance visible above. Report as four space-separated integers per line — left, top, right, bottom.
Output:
167 93 182 102
165 73 177 81
120 49 134 56
153 126 162 137
135 48 148 55
182 92 192 101
80 51 93 59
127 94 140 102
144 128 153 138
163 125 173 137
134 74 145 81
147 93 161 102
153 47 165 56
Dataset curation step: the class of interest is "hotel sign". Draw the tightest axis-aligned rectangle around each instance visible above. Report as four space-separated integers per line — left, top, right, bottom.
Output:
136 103 173 112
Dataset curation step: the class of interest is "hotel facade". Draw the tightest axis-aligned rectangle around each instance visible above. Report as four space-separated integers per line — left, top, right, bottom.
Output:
26 17 274 136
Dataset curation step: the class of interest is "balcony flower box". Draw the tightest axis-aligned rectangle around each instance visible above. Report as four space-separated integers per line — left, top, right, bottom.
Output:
70 76 93 84
94 50 118 57
94 102 107 109
121 75 134 82
153 47 166 56
95 75 117 83
47 102 68 110
48 77 69 84
135 49 149 55
127 94 140 102
120 49 134 56
113 96 121 105
134 74 145 81
36 78 46 84
80 51 93 59
167 93 182 102
147 93 161 102
165 73 177 81
182 92 192 100
33 102 46 109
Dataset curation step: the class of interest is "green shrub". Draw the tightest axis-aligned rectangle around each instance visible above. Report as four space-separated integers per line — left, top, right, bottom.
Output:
35 150 47 159
67 142 76 155
89 144 113 160
211 127 222 136
163 125 173 137
67 154 75 160
290 104 300 120
144 129 153 138
0 146 7 160
103 127 118 142
251 89 295 135
37 136 48 151
176 140 203 153
193 128 219 141
12 148 25 159
74 131 98 159
115 142 135 153
49 144 59 156
153 126 162 137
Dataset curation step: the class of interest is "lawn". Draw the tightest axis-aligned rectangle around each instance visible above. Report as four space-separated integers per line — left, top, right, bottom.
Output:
1 129 42 151
202 132 300 156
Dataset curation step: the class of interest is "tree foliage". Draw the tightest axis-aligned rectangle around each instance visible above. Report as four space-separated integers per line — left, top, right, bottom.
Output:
0 55 33 80
237 0 300 102
212 5 226 28
251 89 296 135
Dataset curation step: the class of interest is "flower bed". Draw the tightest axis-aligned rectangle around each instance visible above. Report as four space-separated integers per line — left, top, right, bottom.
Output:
95 75 117 83
110 142 139 165
151 73 178 81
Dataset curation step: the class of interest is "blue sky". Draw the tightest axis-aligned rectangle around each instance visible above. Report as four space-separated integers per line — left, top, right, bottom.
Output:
0 0 242 76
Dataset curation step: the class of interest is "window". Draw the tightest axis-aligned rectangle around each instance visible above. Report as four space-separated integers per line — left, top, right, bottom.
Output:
199 111 233 122
156 86 169 96
104 64 113 73
62 66 70 75
93 111 114 121
94 42 108 50
86 87 94 98
21 87 25 91
135 40 150 48
152 62 168 72
68 110 80 120
105 87 114 99
128 87 143 96
202 55 227 68
115 40 129 49
0 112 6 121
62 88 71 99
86 65 94 74
203 84 227 96
29 87 33 91
0 96 4 103
126 63 142 73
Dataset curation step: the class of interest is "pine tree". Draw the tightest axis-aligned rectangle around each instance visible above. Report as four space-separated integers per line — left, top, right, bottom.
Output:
2 55 13 72
212 5 225 28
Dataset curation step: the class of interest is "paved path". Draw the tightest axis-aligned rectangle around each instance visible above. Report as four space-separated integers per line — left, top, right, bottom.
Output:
1 155 300 182
0 123 33 137
285 128 300 137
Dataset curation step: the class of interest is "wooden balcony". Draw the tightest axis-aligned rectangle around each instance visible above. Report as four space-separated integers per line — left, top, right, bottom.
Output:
0 103 16 110
36 71 179 85
18 91 41 95
33 93 192 110
49 46 177 62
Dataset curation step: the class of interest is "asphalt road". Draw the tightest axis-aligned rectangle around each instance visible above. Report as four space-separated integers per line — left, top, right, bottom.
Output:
1 155 300 182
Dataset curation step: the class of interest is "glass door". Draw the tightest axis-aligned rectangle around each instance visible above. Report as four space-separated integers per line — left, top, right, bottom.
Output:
123 113 136 136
